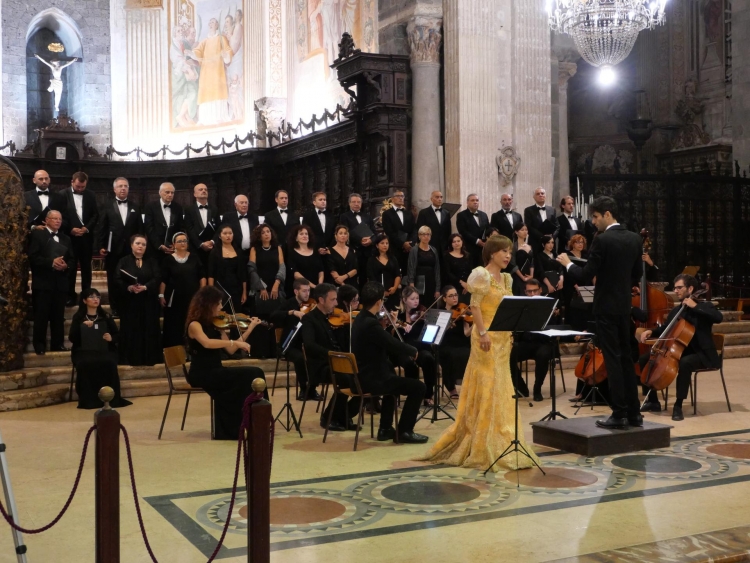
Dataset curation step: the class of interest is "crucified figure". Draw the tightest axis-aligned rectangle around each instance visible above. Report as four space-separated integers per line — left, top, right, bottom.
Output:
34 54 78 112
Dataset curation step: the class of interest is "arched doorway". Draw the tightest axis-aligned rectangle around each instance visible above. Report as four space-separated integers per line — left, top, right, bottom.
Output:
25 9 84 140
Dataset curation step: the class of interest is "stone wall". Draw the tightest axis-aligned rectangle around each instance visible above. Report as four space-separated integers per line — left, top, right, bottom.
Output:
733 0 750 169
1 1 112 151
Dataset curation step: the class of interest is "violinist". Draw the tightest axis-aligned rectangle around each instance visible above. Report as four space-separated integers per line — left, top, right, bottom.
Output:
270 278 319 401
394 286 438 407
638 274 722 421
439 286 471 401
331 284 359 352
509 279 554 402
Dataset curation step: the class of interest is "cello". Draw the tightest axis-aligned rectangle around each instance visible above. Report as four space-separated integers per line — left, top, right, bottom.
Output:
632 229 674 328
574 341 607 386
639 287 708 391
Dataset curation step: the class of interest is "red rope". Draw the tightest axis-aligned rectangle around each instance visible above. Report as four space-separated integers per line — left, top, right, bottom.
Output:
0 425 96 534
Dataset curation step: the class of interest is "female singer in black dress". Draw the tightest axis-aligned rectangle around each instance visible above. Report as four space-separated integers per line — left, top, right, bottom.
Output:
366 234 401 309
186 286 267 440
442 234 473 303
248 224 285 302
159 232 206 347
395 286 437 406
407 226 441 308
439 286 471 400
286 224 324 292
535 234 564 299
115 235 162 366
208 225 247 312
512 223 535 296
326 225 358 287
69 288 132 409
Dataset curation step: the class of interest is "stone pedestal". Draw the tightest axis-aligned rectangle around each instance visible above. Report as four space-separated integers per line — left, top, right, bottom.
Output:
254 97 287 148
408 15 443 210
557 62 577 198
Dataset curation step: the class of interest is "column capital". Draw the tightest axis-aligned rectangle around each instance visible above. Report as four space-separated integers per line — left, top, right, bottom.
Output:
407 16 443 65
558 61 578 89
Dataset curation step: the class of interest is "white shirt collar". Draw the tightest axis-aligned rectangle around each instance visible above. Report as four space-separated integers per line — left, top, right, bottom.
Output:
605 222 620 230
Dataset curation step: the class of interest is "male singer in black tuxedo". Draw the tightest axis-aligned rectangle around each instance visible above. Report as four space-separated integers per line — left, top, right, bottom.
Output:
23 169 55 231
144 182 185 263
381 189 416 275
638 274 723 421
56 171 99 306
350 282 428 444
217 194 258 266
183 183 218 267
558 196 642 429
557 195 584 253
415 190 452 257
523 187 560 253
490 192 523 241
264 190 299 249
28 211 75 354
302 192 335 255
98 177 144 317
339 193 375 286
456 193 490 267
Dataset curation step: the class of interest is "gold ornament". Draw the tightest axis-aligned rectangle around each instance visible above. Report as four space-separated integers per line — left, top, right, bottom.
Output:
47 43 64 53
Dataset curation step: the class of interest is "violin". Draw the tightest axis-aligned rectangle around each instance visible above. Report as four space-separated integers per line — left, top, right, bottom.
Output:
449 303 474 326
213 312 268 330
299 298 317 315
328 308 360 328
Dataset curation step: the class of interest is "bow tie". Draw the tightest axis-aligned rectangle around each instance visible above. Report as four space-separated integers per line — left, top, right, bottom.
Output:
239 215 248 220
352 211 360 216
163 204 171 209
395 207 404 212
434 207 442 212
279 209 288 214
117 199 128 205
50 231 58 236
198 205 208 210
317 210 326 215
537 206 545 210
504 210 512 214
37 190 49 195
472 212 479 217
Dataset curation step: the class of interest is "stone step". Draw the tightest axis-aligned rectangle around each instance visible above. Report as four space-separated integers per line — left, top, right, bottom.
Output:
713 320 750 334
0 384 70 412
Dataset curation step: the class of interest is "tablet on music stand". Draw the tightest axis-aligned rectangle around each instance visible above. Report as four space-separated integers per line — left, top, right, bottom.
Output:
420 324 439 344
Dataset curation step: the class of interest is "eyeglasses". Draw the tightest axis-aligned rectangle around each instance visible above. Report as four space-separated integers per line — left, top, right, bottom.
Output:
175 239 188 244
419 233 430 236
445 293 458 298
674 285 686 290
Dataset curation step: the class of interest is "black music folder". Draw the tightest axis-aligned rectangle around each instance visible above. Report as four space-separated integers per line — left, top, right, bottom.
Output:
80 323 109 352
352 221 374 241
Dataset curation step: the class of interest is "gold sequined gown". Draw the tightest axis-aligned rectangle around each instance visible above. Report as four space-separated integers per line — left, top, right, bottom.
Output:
417 267 541 472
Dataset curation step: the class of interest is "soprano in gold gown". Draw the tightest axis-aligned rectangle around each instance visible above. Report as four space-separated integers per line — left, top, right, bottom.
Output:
417 267 541 472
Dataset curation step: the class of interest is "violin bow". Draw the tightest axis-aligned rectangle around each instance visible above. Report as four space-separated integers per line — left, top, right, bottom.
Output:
380 303 405 342
411 295 443 326
215 281 250 355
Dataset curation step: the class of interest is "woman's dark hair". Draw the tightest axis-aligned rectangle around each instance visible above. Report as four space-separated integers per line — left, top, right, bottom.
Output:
439 285 457 309
334 224 349 237
129 234 147 245
513 222 527 234
372 233 389 252
219 224 234 237
251 223 278 249
447 233 467 256
185 286 224 332
73 288 108 321
338 284 359 310
540 234 554 247
287 224 315 250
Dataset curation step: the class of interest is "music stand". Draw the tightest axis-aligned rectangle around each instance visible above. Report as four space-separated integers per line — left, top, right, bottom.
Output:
274 323 303 437
484 297 556 476
416 310 455 424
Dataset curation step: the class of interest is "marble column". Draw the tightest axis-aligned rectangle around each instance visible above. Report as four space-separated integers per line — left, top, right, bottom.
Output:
408 15 443 210
733 0 750 170
557 61 577 198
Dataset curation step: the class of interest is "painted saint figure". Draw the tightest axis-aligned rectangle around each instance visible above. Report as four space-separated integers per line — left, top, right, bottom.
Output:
187 18 233 126
35 54 78 113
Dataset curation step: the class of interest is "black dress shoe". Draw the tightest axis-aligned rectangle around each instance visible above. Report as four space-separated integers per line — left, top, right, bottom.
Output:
397 431 429 444
322 421 346 432
628 414 644 427
533 390 544 402
377 427 396 442
595 416 630 430
346 419 362 431
302 390 322 401
671 405 684 421
50 346 70 352
34 347 45 356
640 401 661 413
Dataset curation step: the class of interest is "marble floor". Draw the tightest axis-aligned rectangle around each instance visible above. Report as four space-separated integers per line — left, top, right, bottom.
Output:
0 360 749 562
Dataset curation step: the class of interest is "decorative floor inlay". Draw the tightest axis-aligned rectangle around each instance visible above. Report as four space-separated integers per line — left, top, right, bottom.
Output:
144 429 750 560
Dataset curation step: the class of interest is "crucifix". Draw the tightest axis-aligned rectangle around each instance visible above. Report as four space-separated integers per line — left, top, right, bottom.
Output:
34 54 78 113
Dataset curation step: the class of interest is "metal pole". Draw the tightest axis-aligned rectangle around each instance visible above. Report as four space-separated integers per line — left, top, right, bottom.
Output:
0 429 28 563
246 379 271 563
95 387 120 563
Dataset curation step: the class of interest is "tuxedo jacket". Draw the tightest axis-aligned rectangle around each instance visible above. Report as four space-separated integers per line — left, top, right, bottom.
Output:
183 201 219 253
300 308 341 377
264 208 300 245
382 207 416 253
490 209 523 241
338 210 376 252
557 214 584 252
455 209 490 262
651 302 723 369
28 228 75 292
144 200 185 253
523 204 560 251
565 225 642 316
56 187 99 238
218 212 259 262
415 206 452 255
302 209 335 250
97 199 144 258
23 189 54 229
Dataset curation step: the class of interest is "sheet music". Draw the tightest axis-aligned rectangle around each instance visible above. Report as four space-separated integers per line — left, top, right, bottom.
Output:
107 231 113 253
167 290 174 308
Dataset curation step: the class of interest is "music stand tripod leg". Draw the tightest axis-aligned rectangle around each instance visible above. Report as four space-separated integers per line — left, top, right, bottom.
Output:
274 360 302 437
416 345 455 423
539 337 567 421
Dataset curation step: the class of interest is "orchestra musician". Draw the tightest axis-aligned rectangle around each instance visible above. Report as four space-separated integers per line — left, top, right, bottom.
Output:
558 196 643 429
439 286 471 401
350 282 428 444
638 274 723 421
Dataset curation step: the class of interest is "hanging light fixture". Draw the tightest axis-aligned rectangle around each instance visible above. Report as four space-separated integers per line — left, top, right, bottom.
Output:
547 0 668 83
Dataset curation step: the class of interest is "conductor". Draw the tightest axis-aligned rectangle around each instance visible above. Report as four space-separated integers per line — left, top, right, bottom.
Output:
557 196 642 429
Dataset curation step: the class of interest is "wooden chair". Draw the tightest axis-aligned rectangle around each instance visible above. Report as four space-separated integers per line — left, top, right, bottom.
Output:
298 345 330 427
324 351 399 451
158 346 214 440
691 333 731 415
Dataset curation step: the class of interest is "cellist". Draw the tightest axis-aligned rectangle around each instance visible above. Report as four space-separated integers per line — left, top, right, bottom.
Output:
638 274 723 421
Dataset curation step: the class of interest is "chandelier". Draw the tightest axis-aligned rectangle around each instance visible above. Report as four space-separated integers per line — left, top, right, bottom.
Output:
547 0 668 80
